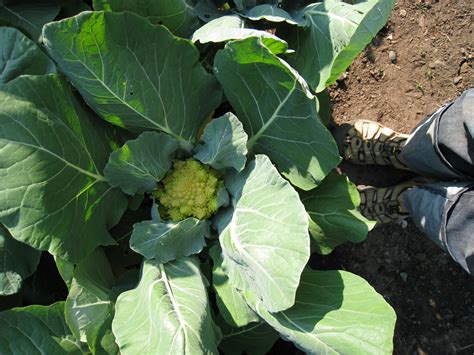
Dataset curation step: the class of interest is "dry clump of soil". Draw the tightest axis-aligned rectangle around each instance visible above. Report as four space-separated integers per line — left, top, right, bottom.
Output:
321 1 473 354
330 0 472 133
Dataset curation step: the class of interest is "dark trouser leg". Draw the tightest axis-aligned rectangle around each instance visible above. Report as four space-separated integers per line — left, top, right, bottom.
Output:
401 183 474 275
399 89 473 275
399 89 474 179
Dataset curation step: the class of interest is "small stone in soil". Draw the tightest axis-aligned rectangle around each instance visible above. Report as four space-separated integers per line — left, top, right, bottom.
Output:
389 50 397 63
399 9 407 17
400 272 408 282
453 76 463 85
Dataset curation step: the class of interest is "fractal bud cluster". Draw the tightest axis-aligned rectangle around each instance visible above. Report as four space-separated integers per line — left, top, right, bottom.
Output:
155 159 222 221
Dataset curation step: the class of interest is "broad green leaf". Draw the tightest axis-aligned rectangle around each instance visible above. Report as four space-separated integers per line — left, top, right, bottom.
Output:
221 155 310 312
218 320 279 355
194 113 248 172
65 248 116 346
234 0 256 10
192 15 289 55
316 89 331 126
233 0 279 11
0 224 40 296
0 2 60 41
209 245 259 327
54 256 75 290
130 218 209 262
301 173 376 254
246 269 396 355
0 27 55 84
128 193 145 211
43 11 222 151
93 0 199 37
241 4 302 25
112 257 220 354
0 75 128 262
214 37 340 190
104 132 179 196
194 0 228 22
0 302 82 354
217 186 230 210
286 0 394 92
87 313 119 355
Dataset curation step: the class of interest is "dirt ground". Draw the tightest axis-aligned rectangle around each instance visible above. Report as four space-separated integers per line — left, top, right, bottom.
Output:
319 0 473 354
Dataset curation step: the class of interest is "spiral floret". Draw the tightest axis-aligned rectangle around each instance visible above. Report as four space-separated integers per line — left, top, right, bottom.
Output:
154 159 223 221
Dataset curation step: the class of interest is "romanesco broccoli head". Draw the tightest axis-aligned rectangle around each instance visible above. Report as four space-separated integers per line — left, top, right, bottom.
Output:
154 159 223 221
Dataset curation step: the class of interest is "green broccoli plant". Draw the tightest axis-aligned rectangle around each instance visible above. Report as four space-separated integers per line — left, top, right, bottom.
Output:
0 1 396 354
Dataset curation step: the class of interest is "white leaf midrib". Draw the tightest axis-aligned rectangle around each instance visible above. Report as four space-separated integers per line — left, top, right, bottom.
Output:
0 138 104 182
0 5 38 31
246 78 297 150
44 19 193 149
160 263 189 353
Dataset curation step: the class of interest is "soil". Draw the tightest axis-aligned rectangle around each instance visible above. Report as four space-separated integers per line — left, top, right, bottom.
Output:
316 0 473 354
329 0 473 132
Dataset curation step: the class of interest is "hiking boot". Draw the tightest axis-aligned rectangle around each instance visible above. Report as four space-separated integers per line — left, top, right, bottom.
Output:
358 182 415 225
334 119 410 170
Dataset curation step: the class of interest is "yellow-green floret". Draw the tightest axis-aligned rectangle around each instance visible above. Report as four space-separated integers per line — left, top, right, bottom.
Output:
154 159 223 221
